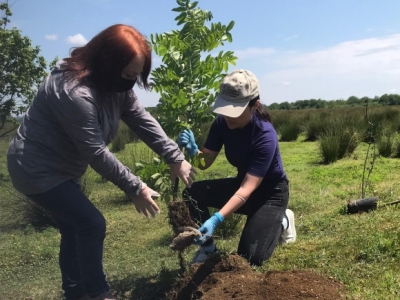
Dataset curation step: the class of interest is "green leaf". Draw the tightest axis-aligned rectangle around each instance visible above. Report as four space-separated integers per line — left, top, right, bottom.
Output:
177 18 186 26
226 32 232 42
189 1 198 9
226 21 235 31
151 173 161 180
172 6 186 12
135 163 144 170
174 12 187 21
154 177 164 188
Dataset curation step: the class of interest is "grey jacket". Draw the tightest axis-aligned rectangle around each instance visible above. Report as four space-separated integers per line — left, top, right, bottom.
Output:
7 61 184 196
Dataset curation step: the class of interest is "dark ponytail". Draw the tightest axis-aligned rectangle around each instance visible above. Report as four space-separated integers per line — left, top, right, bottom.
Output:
248 97 271 122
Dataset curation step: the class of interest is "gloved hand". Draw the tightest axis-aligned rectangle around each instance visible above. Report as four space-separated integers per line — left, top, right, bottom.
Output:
131 183 160 218
177 129 199 157
169 160 196 188
193 212 224 245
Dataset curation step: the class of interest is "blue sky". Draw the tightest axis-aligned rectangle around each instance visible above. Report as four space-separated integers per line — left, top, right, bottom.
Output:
8 0 400 107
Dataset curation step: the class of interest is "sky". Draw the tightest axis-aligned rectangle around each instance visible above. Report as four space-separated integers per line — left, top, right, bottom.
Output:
7 0 400 107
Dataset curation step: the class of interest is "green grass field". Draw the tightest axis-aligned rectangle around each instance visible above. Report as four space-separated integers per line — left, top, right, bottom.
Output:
1 136 400 299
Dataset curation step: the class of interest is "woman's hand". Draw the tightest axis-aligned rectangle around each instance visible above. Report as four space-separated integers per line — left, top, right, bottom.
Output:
177 129 199 157
131 183 160 217
169 160 197 188
193 212 224 245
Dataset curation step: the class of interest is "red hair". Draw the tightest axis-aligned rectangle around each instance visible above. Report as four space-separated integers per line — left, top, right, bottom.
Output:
63 24 152 91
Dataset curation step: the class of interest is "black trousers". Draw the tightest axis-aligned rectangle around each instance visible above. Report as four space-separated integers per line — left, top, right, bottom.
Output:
26 181 109 299
183 175 289 266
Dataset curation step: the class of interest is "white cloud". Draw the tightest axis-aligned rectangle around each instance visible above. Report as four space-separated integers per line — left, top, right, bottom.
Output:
234 47 276 59
235 33 400 104
107 33 400 107
45 34 57 41
66 34 88 46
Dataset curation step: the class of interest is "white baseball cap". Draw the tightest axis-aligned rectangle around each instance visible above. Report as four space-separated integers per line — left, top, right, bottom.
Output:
213 69 260 118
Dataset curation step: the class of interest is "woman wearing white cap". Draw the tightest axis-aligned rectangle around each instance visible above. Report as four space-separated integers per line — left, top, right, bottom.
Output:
177 69 296 266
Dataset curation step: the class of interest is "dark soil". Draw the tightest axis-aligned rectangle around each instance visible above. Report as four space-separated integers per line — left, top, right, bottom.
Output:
167 200 200 271
167 200 198 230
166 254 347 300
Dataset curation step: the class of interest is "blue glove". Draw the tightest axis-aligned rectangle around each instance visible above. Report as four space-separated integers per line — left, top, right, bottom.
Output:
193 212 224 245
177 129 199 157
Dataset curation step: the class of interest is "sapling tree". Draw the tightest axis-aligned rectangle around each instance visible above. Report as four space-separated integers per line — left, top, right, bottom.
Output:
150 0 237 141
138 0 237 202
361 99 377 198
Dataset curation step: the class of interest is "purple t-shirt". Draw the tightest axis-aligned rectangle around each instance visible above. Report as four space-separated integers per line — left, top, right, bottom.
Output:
204 114 286 181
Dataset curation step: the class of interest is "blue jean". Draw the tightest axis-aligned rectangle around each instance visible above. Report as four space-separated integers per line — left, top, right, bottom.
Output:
26 180 110 299
183 175 289 266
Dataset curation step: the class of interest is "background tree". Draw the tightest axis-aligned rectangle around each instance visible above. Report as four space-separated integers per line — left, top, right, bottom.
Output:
150 0 237 143
0 1 47 137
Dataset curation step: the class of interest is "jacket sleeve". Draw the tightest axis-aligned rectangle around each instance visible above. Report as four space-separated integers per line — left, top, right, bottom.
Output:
52 87 143 196
120 91 185 164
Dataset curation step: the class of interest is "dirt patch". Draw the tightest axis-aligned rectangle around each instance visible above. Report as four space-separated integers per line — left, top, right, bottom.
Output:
166 254 347 300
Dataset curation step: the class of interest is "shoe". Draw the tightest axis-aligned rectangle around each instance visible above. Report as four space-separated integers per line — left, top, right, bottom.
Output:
190 244 218 264
280 209 296 244
68 293 89 300
88 290 117 300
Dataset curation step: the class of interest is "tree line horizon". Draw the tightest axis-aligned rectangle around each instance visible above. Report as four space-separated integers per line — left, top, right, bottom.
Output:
143 93 400 114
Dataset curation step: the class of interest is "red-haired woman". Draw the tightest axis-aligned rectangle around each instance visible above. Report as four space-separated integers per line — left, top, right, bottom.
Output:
7 24 195 300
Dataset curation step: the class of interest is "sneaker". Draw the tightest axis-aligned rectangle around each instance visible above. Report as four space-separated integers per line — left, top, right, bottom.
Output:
280 209 296 244
190 245 218 264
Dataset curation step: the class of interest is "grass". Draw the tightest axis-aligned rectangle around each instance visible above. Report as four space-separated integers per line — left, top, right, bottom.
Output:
1 135 400 299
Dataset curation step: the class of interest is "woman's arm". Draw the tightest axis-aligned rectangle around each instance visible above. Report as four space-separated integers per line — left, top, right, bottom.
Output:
121 92 184 164
219 173 263 218
196 147 219 170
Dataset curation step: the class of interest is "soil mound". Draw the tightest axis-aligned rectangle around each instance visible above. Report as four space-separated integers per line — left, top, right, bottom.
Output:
166 254 347 300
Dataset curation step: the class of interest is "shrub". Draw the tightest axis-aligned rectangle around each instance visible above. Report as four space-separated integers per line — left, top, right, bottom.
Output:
393 135 400 158
305 115 330 141
319 132 341 164
279 119 303 142
135 157 173 203
318 118 360 164
377 132 394 158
